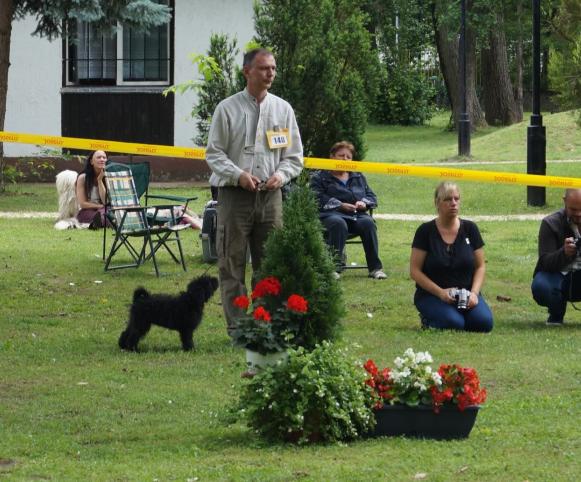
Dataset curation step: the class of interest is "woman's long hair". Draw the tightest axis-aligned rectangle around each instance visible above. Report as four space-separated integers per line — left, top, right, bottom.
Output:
81 150 107 196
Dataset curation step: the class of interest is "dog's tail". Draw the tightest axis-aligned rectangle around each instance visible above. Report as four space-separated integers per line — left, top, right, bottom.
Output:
133 287 150 302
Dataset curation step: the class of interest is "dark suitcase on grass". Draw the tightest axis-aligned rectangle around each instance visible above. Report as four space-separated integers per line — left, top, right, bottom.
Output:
200 201 218 263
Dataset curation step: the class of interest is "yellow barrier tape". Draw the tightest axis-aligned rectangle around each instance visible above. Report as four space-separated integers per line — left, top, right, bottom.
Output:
0 131 206 160
305 157 581 189
1 130 580 189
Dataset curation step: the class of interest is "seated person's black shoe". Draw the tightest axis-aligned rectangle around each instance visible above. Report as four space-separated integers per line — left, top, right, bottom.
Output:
89 212 103 230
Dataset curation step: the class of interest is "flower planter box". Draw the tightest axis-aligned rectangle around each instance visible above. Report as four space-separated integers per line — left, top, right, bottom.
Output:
245 349 288 374
369 404 480 440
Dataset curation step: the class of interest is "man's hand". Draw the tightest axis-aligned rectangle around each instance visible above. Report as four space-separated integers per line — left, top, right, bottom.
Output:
238 172 261 192
264 173 283 191
564 236 578 258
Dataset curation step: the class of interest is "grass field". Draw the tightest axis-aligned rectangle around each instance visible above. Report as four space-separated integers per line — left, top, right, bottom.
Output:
1 112 580 481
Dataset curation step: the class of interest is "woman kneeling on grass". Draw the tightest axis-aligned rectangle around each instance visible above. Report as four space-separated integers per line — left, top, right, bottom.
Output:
409 181 493 332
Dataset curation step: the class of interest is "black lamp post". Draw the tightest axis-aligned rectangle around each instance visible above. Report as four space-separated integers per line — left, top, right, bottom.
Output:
527 0 546 206
458 0 471 156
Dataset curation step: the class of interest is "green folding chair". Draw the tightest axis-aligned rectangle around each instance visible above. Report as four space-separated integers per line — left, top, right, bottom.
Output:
103 162 197 276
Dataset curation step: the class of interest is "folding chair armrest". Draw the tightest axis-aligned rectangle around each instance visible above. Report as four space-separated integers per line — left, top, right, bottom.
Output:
146 205 180 225
110 206 147 213
147 203 183 210
146 194 198 203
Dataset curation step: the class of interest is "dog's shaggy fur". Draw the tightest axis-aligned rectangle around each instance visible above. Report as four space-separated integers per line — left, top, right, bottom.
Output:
119 275 219 351
55 170 81 230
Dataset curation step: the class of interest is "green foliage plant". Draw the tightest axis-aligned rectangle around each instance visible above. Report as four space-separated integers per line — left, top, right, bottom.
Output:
550 40 581 126
549 0 581 127
374 65 436 125
367 0 437 125
253 0 380 158
258 183 344 349
164 33 243 145
237 341 375 444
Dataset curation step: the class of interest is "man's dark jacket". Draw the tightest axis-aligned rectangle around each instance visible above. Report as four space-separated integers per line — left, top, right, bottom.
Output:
534 208 577 274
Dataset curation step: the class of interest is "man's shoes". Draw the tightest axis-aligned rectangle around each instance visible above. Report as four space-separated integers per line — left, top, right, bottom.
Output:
369 269 387 280
546 315 564 326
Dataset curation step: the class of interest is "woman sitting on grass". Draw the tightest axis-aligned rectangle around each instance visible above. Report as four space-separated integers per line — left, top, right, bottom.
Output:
76 150 108 229
409 181 493 332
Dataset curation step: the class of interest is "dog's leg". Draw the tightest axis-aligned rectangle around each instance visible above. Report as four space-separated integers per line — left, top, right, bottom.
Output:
179 329 195 351
119 328 131 350
119 319 151 352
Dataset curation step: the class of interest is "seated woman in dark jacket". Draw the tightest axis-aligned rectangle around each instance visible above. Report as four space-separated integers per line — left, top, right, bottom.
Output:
310 141 386 279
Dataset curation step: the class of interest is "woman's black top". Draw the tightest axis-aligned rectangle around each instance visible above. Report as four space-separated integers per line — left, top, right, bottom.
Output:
412 219 484 299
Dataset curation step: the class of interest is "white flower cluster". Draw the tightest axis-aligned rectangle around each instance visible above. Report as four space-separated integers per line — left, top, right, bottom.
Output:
389 348 442 394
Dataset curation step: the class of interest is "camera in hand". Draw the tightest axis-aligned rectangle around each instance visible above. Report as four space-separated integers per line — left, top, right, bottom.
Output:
449 288 471 310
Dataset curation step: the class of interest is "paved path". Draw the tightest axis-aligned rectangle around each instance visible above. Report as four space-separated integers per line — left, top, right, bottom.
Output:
0 211 546 221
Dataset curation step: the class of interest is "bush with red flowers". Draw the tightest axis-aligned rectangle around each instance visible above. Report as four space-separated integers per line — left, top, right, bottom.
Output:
364 348 487 413
230 276 309 355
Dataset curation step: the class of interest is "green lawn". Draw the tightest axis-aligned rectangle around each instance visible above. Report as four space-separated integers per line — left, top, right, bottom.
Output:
366 110 581 163
1 113 581 481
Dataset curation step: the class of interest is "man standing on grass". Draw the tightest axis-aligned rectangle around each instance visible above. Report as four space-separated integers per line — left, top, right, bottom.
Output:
205 48 303 335
532 188 581 325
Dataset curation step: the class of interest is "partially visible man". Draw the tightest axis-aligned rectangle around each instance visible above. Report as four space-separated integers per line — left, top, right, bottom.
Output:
205 48 303 334
532 189 581 325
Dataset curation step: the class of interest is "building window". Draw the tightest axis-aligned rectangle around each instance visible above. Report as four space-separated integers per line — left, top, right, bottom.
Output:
65 1 171 86
122 23 168 82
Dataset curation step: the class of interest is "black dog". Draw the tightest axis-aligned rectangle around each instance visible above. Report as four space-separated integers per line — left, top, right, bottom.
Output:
119 275 219 352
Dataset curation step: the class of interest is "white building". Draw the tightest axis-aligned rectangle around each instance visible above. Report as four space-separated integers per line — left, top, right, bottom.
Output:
5 0 255 156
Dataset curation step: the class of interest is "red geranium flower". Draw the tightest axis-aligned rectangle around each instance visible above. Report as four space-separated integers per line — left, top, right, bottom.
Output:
251 276 281 299
232 295 250 310
286 294 308 313
253 306 271 322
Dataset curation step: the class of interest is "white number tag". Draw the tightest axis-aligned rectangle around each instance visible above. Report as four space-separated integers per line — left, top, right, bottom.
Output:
266 128 291 149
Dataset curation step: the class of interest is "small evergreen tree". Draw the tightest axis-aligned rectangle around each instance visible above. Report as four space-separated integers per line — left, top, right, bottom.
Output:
258 182 344 349
191 35 240 145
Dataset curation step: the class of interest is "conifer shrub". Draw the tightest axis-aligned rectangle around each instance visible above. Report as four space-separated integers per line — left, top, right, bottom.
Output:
258 183 344 349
